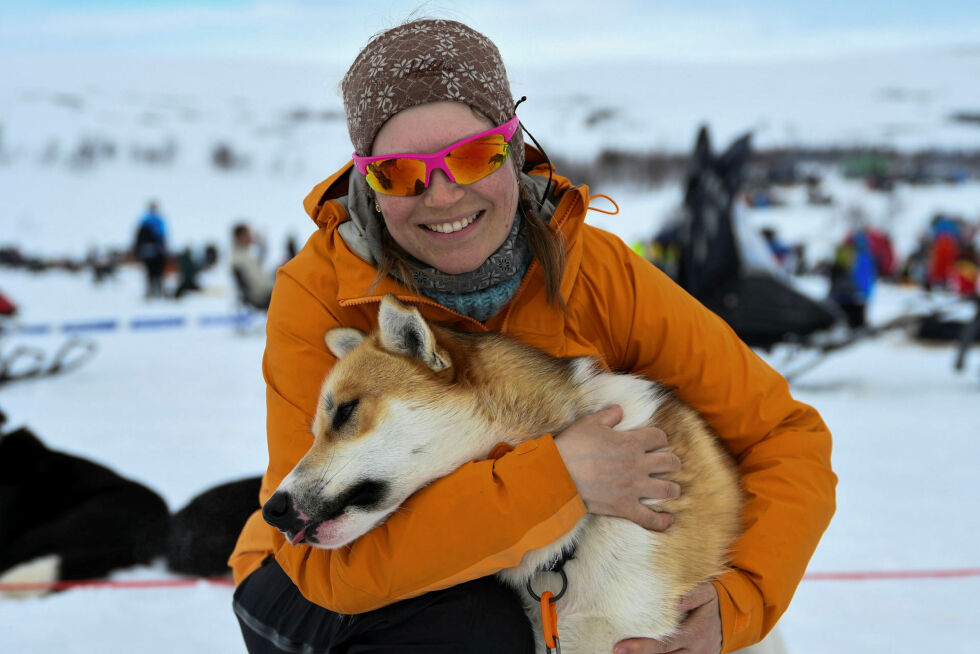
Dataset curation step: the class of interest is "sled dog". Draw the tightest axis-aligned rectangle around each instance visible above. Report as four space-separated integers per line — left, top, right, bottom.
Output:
264 295 741 652
0 416 171 598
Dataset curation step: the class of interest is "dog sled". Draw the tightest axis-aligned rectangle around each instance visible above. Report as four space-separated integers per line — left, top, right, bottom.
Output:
0 334 98 385
653 127 967 381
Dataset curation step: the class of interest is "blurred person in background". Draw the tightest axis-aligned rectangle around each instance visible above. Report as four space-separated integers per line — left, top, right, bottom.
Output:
132 200 168 299
230 222 275 310
174 244 219 299
828 236 873 329
229 18 835 654
926 212 962 291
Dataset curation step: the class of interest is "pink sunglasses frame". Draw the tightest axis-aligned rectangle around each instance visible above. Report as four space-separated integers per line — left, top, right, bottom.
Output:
352 115 520 194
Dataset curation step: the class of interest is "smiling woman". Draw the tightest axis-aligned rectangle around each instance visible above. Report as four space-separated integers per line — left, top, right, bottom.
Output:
228 16 835 654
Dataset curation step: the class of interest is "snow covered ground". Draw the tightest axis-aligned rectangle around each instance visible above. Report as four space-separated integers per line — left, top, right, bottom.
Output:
2 44 980 654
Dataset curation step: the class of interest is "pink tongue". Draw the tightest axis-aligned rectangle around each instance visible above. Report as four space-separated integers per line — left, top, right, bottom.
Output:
290 528 307 546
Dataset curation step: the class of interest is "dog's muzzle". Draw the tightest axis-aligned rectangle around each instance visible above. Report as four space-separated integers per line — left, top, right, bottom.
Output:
262 491 309 544
262 480 390 546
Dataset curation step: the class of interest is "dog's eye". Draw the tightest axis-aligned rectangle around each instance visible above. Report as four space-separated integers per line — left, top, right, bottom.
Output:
333 399 359 430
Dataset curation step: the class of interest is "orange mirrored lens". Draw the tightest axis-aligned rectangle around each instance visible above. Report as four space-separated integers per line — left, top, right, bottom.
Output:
445 136 509 184
365 158 427 196
364 134 510 196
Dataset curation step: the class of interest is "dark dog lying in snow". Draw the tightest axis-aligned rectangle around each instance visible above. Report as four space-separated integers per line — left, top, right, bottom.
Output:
0 410 264 593
0 412 171 596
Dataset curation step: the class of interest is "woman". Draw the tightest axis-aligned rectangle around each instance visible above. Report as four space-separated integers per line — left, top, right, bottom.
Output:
229 19 836 654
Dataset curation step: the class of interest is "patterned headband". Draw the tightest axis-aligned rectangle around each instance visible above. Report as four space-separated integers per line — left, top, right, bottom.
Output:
341 19 525 171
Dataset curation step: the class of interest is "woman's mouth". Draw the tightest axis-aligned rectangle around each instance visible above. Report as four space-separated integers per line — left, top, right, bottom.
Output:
422 211 482 234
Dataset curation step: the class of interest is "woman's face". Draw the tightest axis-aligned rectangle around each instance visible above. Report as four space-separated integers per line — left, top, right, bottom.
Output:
371 102 519 274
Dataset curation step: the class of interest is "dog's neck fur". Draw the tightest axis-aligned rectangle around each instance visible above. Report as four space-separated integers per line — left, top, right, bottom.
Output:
444 331 657 443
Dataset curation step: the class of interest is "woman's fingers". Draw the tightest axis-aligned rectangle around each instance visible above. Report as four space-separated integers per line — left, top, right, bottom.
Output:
644 450 682 475
553 407 682 531
593 404 626 427
637 425 670 452
629 506 675 532
641 477 682 503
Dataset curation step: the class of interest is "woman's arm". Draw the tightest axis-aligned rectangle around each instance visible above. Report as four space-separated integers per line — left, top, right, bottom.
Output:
255 270 589 613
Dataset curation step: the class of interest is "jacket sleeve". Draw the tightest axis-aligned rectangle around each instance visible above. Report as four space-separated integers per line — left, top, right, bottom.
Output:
611 245 837 653
256 270 587 614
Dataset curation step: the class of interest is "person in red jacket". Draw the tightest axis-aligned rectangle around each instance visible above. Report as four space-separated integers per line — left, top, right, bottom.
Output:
230 19 835 654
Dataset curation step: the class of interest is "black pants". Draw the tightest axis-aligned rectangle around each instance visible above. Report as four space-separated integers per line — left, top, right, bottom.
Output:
233 559 535 653
142 256 166 298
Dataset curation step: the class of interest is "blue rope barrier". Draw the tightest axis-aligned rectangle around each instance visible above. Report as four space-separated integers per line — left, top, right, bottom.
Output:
17 324 53 336
129 316 186 330
198 313 256 327
62 319 119 334
6 312 262 336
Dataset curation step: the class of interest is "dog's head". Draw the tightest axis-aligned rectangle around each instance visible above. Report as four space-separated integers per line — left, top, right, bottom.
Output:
262 295 483 549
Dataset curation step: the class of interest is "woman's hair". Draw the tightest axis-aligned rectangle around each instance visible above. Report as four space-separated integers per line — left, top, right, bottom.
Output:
372 163 566 307
519 179 567 307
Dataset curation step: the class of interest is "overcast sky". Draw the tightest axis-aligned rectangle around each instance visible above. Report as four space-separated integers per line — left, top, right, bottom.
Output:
2 0 979 67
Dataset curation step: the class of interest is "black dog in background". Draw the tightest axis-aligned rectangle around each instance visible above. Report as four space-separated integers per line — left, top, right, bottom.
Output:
167 475 261 577
0 410 262 593
0 411 172 593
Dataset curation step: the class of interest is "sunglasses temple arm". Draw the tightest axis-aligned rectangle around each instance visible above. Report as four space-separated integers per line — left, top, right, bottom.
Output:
514 96 552 207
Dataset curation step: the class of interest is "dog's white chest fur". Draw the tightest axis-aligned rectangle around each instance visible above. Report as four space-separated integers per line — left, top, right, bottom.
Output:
495 366 679 653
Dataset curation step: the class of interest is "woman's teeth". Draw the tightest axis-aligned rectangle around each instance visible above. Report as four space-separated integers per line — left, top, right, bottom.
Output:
424 212 479 234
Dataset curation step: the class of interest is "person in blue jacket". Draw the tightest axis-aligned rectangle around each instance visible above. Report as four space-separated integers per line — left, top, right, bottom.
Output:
133 201 169 298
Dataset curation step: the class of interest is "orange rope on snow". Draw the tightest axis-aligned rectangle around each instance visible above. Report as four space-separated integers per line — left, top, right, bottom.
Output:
802 567 980 581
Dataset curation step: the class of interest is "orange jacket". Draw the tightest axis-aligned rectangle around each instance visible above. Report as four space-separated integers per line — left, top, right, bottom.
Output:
229 151 836 653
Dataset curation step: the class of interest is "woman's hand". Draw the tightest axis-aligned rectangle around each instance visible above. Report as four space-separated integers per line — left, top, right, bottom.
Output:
553 405 681 531
614 582 722 654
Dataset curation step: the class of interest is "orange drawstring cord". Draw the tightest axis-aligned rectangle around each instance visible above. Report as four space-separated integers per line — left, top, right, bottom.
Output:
588 193 620 215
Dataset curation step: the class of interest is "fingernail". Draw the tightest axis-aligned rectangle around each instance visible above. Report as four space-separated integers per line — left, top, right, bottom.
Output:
614 648 628 654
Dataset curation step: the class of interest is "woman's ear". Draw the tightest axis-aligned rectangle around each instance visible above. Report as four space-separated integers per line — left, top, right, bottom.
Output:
367 189 382 215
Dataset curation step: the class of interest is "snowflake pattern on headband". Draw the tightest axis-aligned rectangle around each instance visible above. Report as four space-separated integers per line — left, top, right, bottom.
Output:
342 19 524 169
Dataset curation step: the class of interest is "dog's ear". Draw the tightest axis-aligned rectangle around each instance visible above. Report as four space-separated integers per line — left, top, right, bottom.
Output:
377 295 451 372
324 327 366 359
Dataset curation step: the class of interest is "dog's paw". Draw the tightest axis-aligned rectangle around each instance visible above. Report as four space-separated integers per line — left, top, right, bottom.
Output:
0 553 61 599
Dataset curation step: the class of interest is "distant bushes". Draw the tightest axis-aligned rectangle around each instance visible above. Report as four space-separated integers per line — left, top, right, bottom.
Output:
553 146 980 189
211 142 249 171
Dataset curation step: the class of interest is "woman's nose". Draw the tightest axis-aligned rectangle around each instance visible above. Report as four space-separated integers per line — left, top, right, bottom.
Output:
422 169 464 207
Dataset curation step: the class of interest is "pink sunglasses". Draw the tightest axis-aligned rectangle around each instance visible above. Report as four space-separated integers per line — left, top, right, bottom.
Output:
352 115 520 196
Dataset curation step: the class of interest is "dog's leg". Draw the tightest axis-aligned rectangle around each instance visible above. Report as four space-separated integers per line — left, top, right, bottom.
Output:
0 553 61 599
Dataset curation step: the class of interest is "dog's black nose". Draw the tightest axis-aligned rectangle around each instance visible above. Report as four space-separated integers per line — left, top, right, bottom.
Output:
262 490 298 532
